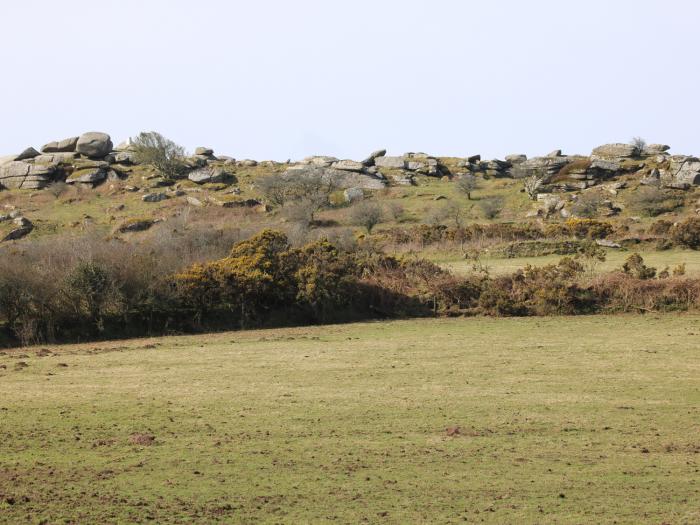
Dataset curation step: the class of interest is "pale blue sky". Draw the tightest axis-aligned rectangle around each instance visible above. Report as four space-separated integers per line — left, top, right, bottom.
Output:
1 0 698 160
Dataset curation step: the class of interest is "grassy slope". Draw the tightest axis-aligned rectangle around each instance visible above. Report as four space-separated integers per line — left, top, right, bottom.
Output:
1 315 699 524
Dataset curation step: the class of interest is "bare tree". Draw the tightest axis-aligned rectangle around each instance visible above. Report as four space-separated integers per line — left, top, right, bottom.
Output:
131 131 188 180
631 136 647 156
442 202 467 228
260 169 338 227
350 200 384 233
455 173 479 200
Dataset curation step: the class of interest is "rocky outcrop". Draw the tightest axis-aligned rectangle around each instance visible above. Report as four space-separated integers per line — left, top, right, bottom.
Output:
284 166 386 190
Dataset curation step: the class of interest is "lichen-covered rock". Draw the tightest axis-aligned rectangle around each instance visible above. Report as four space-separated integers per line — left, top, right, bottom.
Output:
591 143 637 159
41 136 79 153
505 154 527 164
66 168 107 185
113 151 138 164
194 147 214 157
142 192 170 203
331 160 364 172
76 132 113 158
374 156 406 169
0 161 56 189
33 152 78 166
300 156 338 168
343 187 364 203
642 144 670 155
669 156 700 185
188 167 230 184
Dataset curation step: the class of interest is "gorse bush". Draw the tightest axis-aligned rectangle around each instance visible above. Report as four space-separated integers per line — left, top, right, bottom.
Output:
3 229 700 346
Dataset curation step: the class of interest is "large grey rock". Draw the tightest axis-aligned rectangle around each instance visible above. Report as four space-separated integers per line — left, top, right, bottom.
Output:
76 132 113 158
66 168 107 184
343 187 364 203
0 161 55 189
16 147 40 161
117 219 155 233
2 225 33 242
194 147 214 157
513 156 570 179
591 143 637 159
669 156 700 185
41 136 79 153
34 152 78 166
590 159 621 172
113 151 138 164
188 167 229 184
301 156 338 168
374 156 406 169
505 154 527 164
643 144 670 155
331 160 364 172
361 149 386 166
142 192 170 203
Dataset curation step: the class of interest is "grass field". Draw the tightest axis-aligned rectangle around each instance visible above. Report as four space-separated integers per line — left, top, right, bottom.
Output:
1 315 699 524
440 248 700 277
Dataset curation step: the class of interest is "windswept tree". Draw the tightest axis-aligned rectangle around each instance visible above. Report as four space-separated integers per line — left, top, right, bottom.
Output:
456 173 479 200
523 174 545 200
131 131 188 180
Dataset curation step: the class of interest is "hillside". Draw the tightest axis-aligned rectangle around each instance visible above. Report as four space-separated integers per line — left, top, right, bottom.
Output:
2 132 700 245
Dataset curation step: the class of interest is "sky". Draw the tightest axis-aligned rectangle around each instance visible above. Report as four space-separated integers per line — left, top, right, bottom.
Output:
1 0 698 161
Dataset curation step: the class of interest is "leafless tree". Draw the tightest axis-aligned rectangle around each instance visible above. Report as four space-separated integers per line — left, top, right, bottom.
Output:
455 173 479 200
350 200 384 233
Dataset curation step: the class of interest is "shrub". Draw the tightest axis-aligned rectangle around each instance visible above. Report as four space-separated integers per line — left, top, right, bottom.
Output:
622 253 656 280
131 131 188 180
570 192 604 218
545 219 613 240
350 201 384 233
627 187 681 217
631 136 647 156
478 196 503 220
671 217 700 249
